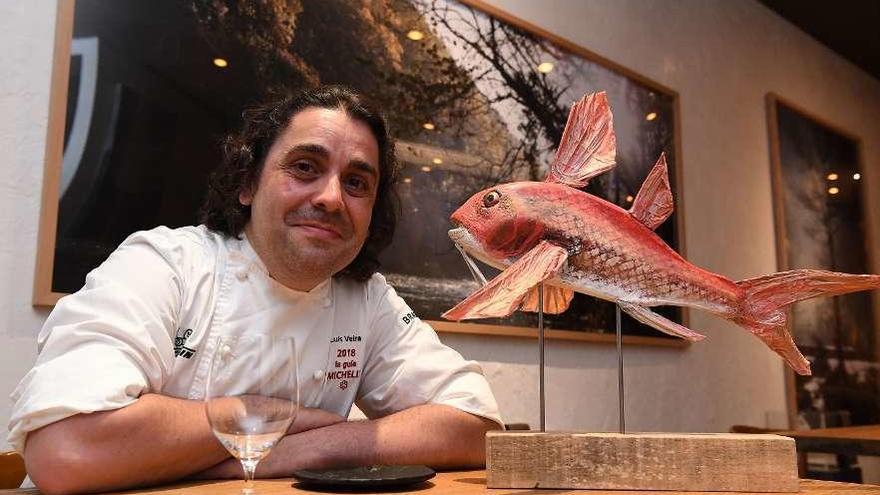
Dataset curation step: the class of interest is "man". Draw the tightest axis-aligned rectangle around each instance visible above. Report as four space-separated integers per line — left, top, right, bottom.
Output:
9 86 502 494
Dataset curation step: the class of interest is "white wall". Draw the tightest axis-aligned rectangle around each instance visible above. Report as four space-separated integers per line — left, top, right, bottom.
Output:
2 0 880 452
1 0 56 451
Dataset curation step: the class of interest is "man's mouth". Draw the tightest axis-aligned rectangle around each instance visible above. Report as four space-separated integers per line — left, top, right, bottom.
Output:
285 206 350 240
292 221 344 239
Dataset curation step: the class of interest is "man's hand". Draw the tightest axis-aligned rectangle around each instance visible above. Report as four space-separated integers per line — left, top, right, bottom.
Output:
198 404 500 480
205 396 341 436
288 407 345 435
193 406 345 479
25 394 346 494
24 394 228 495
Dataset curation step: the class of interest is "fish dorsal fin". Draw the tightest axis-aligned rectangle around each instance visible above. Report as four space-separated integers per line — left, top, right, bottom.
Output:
545 92 616 188
629 153 673 230
519 285 574 314
442 241 568 321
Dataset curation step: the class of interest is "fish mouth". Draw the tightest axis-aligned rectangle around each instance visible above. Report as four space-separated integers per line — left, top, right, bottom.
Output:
448 226 470 244
448 226 484 255
447 226 509 271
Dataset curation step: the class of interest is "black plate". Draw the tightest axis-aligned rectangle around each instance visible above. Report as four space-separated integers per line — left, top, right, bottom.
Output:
292 465 435 489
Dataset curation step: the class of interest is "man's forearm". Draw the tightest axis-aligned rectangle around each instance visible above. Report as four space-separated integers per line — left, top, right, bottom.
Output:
203 403 500 479
24 393 228 495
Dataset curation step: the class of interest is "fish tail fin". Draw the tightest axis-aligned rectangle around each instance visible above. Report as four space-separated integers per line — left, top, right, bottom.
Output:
734 269 880 376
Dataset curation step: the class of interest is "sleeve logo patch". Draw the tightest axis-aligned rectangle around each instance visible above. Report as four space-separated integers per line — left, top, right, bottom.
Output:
401 311 419 325
173 328 196 359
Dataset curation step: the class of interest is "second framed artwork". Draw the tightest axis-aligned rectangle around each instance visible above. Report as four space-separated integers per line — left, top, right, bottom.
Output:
36 0 684 345
767 93 879 428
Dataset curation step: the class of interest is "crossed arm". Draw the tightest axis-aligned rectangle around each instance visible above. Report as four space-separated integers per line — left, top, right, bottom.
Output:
24 393 498 495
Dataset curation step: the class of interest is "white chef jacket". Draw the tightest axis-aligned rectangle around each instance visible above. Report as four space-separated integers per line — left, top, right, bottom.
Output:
8 225 502 452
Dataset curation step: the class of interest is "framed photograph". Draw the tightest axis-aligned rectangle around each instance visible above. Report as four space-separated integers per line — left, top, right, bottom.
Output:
766 93 879 428
36 0 685 346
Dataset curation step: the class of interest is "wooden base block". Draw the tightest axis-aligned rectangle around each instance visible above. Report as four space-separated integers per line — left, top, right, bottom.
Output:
486 431 799 492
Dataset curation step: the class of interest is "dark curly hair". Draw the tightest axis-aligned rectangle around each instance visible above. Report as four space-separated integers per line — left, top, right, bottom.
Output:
200 85 400 281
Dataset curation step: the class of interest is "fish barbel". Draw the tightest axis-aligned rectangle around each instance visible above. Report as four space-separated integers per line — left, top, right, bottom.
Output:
442 92 880 376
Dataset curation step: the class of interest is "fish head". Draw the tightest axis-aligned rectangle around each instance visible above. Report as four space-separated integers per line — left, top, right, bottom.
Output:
448 182 546 264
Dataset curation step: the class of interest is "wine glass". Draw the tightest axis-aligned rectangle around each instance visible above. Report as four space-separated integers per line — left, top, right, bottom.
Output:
205 335 299 490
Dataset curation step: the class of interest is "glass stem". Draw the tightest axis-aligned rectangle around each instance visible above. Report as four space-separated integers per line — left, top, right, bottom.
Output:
241 459 258 483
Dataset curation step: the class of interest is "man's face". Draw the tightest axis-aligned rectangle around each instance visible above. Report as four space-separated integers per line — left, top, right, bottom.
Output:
241 107 380 291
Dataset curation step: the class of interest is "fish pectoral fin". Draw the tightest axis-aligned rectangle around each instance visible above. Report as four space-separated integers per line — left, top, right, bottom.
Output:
629 153 674 230
618 301 706 342
519 285 574 314
545 92 616 188
442 241 569 321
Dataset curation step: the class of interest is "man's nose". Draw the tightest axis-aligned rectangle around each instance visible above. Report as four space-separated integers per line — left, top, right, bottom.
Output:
312 175 344 212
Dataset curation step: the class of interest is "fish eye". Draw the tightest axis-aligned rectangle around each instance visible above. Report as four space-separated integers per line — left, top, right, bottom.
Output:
482 190 501 208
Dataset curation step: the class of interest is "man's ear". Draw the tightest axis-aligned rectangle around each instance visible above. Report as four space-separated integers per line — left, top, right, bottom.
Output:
239 187 253 206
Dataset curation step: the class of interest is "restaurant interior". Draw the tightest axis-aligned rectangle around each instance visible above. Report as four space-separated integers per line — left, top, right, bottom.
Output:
2 0 880 492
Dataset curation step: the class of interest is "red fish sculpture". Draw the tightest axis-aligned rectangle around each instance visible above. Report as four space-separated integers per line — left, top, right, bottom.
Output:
442 92 880 376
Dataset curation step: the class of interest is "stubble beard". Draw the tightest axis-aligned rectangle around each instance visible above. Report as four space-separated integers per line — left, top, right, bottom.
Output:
282 235 351 284
280 208 357 281
277 222 366 288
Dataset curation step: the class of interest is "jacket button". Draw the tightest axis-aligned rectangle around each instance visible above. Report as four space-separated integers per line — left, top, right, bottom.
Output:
235 269 249 281
322 297 331 307
313 369 324 380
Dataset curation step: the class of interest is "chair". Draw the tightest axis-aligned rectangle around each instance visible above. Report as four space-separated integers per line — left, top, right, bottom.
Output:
0 451 26 489
797 411 862 483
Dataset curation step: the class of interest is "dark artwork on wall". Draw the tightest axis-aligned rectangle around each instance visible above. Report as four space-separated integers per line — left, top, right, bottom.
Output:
42 0 682 341
767 95 880 433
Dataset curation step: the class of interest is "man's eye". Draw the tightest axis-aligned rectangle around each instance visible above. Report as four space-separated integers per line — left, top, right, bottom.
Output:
288 160 317 176
344 175 371 195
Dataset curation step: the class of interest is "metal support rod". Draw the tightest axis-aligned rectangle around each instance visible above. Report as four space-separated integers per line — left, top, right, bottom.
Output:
453 244 550 432
539 283 545 432
616 304 625 434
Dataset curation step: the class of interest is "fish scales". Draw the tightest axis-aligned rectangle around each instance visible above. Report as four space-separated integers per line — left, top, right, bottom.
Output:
521 182 739 314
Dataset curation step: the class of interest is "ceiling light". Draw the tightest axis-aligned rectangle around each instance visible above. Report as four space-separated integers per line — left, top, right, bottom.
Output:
406 30 424 41
537 62 554 73
421 166 432 173
403 177 412 184
625 195 634 203
213 58 228 68
827 173 839 181
432 157 443 165
422 122 435 130
828 187 840 195
853 173 861 180
645 112 657 121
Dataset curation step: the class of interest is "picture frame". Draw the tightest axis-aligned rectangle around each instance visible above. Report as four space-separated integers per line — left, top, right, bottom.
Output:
35 0 686 347
766 93 879 428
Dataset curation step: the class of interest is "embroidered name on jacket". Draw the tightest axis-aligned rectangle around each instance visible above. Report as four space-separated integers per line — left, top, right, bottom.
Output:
328 333 363 390
174 328 196 358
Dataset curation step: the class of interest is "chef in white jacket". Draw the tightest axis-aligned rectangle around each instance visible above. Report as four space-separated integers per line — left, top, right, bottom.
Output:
9 86 502 495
